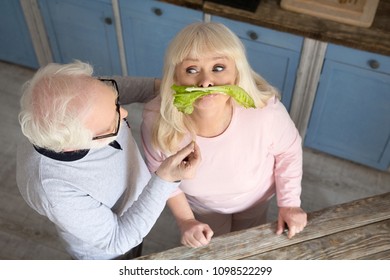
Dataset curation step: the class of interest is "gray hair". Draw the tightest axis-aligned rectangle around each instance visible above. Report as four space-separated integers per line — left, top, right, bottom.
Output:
19 60 98 152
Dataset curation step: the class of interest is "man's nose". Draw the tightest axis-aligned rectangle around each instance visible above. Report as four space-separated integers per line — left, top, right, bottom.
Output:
120 107 128 119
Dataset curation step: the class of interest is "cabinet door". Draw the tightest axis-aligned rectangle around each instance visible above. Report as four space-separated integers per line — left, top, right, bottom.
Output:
38 0 121 75
211 16 303 111
305 44 390 171
119 0 203 78
0 0 38 68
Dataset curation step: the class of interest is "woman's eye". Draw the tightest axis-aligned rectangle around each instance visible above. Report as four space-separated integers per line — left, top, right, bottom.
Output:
213 65 225 72
186 67 198 74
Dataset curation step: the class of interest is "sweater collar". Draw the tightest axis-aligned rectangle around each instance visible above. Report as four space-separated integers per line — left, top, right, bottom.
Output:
34 140 122 162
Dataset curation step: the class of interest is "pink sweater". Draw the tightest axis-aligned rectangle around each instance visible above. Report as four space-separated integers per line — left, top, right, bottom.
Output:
141 96 302 214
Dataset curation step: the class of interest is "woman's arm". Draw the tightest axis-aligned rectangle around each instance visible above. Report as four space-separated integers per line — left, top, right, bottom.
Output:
168 193 214 248
271 100 307 238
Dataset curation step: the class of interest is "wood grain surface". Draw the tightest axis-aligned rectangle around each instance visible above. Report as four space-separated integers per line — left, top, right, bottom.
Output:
138 192 390 259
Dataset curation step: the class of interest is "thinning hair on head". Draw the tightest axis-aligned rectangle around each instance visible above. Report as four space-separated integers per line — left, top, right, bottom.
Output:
19 60 98 152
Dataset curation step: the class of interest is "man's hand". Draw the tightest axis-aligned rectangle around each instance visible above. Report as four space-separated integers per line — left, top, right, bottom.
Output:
178 219 214 248
276 207 307 238
156 141 201 182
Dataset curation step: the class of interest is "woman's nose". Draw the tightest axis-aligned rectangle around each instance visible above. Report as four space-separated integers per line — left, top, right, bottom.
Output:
198 74 214 88
120 107 128 119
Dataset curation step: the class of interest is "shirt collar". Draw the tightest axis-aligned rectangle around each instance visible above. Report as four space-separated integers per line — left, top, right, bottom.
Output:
34 140 122 162
33 146 89 161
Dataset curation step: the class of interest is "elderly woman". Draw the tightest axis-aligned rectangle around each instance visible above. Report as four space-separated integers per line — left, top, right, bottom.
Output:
142 22 307 248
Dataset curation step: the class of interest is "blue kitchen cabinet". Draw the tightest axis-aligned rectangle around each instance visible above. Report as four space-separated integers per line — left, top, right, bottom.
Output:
119 0 203 78
0 0 39 68
38 0 121 75
211 16 303 111
305 44 390 171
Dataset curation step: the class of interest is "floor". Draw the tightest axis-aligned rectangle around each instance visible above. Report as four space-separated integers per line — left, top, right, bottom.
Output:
0 61 389 259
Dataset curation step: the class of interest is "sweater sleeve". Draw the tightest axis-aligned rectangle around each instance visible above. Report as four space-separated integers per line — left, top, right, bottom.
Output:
270 100 303 208
47 174 179 256
112 76 158 105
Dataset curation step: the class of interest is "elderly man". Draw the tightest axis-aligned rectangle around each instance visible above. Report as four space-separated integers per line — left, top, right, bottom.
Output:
16 61 201 260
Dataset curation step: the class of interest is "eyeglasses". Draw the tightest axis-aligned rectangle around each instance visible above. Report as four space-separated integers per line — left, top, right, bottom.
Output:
92 78 121 140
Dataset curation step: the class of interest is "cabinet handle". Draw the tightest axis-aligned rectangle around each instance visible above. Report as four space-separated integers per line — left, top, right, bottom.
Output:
368 59 380 69
104 17 112 25
152 7 163 16
247 31 259 41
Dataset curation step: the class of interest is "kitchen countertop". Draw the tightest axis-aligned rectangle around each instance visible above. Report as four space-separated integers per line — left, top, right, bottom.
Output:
161 0 390 56
138 192 390 259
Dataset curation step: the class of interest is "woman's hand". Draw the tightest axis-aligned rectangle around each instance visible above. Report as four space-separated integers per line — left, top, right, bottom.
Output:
276 207 307 238
178 218 214 248
156 141 201 182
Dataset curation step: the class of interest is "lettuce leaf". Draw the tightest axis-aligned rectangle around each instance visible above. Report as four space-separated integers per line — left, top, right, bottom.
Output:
172 84 256 114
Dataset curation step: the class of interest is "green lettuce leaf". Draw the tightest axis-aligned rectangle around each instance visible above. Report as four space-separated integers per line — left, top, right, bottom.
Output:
172 84 256 114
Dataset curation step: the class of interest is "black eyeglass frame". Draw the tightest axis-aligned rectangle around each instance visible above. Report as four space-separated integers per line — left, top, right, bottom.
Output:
92 78 121 141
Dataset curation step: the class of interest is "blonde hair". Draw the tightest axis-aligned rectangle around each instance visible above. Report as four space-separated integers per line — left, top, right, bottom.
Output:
19 60 99 152
153 22 279 153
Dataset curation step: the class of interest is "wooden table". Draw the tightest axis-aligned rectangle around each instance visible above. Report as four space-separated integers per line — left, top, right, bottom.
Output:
138 192 390 259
